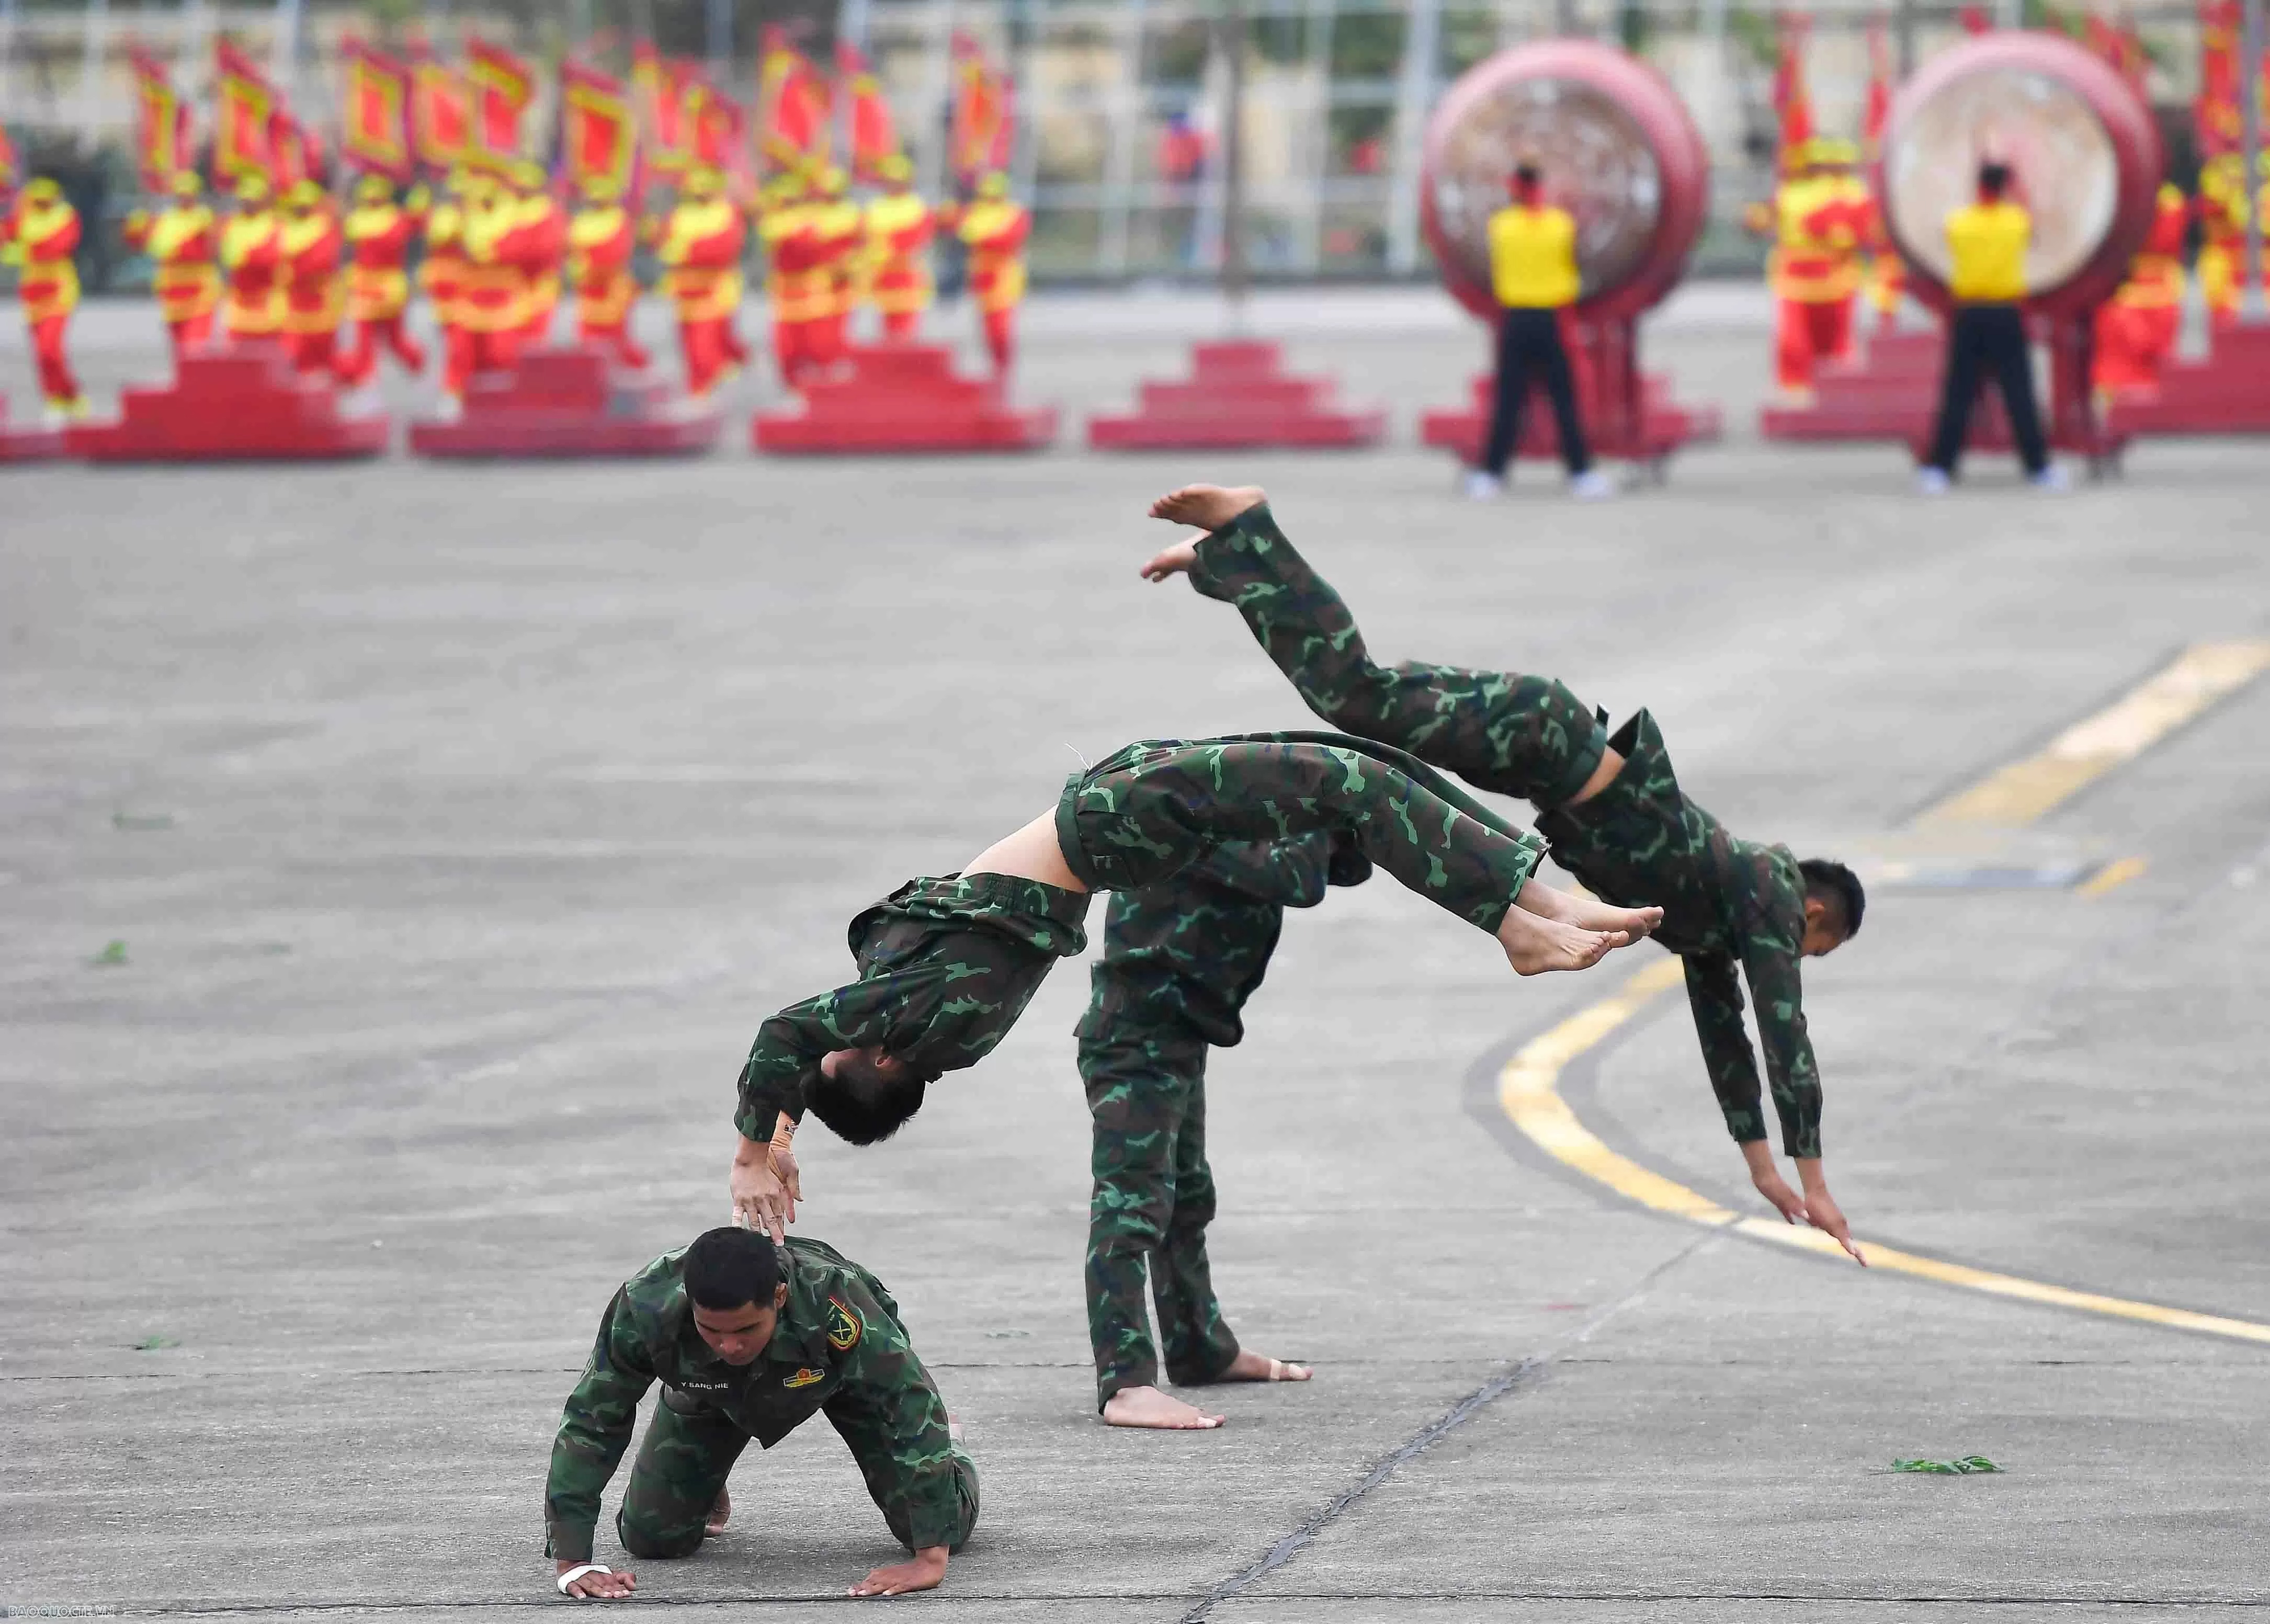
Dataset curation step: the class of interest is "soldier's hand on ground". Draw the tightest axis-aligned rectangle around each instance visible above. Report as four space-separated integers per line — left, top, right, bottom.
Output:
847 1547 948 1598
554 1562 636 1599
1750 1163 1810 1229
1802 1185 1867 1265
730 1135 794 1242
1138 538 1198 583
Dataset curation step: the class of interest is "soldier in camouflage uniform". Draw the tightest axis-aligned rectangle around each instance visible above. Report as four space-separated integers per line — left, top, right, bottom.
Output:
729 732 1661 1238
1082 830 1373 1429
1139 483 1870 1263
546 1226 976 1600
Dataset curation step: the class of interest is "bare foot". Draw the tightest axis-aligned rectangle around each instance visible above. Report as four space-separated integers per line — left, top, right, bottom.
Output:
705 1484 730 1537
1496 906 1630 975
1102 1385 1227 1429
1212 1348 1312 1384
1148 483 1267 533
1516 879 1662 939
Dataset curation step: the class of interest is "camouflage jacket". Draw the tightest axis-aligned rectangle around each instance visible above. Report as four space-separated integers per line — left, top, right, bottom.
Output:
544 1236 961 1561
1188 505 1822 1157
1079 833 1371 1054
735 874 1090 1140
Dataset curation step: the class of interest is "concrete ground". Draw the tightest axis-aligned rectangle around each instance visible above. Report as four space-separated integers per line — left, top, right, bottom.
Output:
3 291 2266 1623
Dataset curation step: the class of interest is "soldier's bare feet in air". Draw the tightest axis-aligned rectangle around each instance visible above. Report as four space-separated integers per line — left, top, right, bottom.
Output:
1103 1385 1227 1429
1497 905 1629 974
705 1485 731 1537
1150 482 1267 532
1516 879 1662 940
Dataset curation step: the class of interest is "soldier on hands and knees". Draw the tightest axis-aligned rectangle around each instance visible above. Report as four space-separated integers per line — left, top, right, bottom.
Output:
1139 483 1869 1263
730 734 1661 1238
1083 831 1374 1429
546 1227 977 1600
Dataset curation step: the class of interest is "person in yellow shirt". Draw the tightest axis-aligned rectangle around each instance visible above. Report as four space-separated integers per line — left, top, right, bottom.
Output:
1919 161 2061 493
1466 161 1612 501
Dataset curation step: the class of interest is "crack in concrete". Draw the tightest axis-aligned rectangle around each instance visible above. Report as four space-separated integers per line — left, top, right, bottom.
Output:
1174 1230 1724 1624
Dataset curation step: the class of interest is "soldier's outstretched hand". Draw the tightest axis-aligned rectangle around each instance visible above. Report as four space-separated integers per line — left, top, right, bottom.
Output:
730 1135 796 1242
1803 1184 1867 1265
848 1547 948 1598
554 1562 636 1600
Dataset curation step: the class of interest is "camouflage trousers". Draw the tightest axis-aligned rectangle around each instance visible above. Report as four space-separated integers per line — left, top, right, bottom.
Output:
1081 1033 1239 1408
616 1391 980 1559
1189 503 1610 808
1055 731 1544 930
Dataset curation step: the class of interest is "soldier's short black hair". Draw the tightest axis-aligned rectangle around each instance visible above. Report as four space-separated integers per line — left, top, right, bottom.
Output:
807 1052 934 1145
1798 857 1866 939
683 1226 781 1312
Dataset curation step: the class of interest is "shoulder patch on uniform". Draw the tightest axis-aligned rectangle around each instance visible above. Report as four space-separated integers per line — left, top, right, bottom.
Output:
824 1294 863 1352
783 1366 826 1389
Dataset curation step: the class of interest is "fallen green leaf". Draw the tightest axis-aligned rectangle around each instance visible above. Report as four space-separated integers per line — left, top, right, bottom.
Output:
1893 1456 2002 1474
111 812 175 832
92 940 129 967
131 1334 179 1352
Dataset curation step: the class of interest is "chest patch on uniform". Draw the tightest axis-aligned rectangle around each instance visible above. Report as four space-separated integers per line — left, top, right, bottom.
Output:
825 1296 862 1351
784 1367 826 1389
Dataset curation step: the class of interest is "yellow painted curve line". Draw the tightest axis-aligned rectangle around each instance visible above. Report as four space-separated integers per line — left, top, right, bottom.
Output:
1918 641 2270 827
1496 641 2270 1346
1497 963 2270 1345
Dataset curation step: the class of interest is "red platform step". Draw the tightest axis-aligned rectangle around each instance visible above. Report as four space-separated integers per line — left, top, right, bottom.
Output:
2103 325 2270 437
0 396 67 462
1420 371 1721 470
1759 331 1942 441
752 341 1056 454
410 347 723 459
1087 340 1385 449
69 344 388 462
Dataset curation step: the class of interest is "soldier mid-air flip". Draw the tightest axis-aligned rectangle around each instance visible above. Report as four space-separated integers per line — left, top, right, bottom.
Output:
1138 484 1869 1263
728 734 1663 1239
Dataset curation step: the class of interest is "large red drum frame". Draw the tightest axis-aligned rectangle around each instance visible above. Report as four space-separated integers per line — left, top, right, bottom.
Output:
1421 40 1710 324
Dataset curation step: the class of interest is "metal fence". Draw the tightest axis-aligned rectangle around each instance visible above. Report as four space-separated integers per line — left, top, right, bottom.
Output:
0 0 2230 287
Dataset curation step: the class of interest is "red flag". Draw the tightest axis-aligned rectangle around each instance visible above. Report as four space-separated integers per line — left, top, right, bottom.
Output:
1957 5 1992 33
408 46 470 175
0 122 17 188
130 49 194 191
464 34 535 173
757 25 832 173
269 110 322 188
1863 22 1893 156
1768 18 1814 172
213 41 278 184
949 32 1012 184
837 40 901 180
340 39 413 181
561 59 638 197
633 45 696 175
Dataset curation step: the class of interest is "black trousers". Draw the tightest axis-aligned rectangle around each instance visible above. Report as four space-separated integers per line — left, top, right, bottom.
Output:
1925 303 2048 476
1480 306 1592 476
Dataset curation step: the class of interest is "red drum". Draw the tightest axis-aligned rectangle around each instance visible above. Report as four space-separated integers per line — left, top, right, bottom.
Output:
1878 31 2162 319
1420 40 1710 323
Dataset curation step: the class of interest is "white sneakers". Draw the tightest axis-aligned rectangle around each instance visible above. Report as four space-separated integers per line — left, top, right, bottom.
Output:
2028 464 2073 492
1461 469 1617 501
1915 467 1951 495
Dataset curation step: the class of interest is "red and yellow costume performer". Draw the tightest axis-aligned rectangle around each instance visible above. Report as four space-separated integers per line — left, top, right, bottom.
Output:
509 161 566 347
447 174 533 407
2192 154 2266 328
758 172 833 388
863 154 934 341
420 174 469 390
2 177 89 419
220 174 286 345
124 171 221 360
2092 183 2190 403
1745 143 1863 400
655 165 746 399
568 174 648 369
279 179 348 379
339 173 428 387
809 167 865 368
956 171 1030 377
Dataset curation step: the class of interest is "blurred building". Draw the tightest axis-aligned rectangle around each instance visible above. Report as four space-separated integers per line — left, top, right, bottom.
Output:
0 0 2227 289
